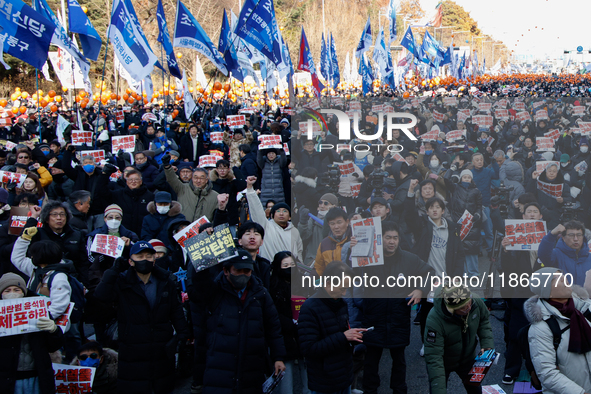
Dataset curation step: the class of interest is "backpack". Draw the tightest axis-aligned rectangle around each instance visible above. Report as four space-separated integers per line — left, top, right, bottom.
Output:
45 270 86 324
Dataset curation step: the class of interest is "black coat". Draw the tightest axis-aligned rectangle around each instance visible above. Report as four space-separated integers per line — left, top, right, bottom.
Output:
0 294 64 394
94 266 189 394
444 176 483 255
179 133 207 162
293 176 322 215
270 277 301 360
209 168 247 226
62 149 107 216
193 270 285 394
298 287 353 393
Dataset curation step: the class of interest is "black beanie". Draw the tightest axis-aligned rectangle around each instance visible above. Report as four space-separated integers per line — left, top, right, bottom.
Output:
270 202 291 218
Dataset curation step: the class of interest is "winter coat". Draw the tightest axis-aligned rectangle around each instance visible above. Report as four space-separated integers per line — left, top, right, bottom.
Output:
525 169 572 230
193 269 285 394
150 137 179 165
270 277 301 360
424 296 494 394
67 200 90 235
164 166 218 222
524 290 591 394
179 132 207 162
313 228 351 276
223 129 253 168
94 266 190 394
471 162 500 206
298 215 328 267
46 176 76 202
298 287 353 393
71 348 118 394
416 154 448 200
62 149 107 216
239 153 260 185
135 163 160 191
0 293 64 394
499 158 524 183
444 177 483 255
210 168 247 226
538 232 591 287
257 149 287 205
291 138 335 172
141 201 186 249
293 175 322 214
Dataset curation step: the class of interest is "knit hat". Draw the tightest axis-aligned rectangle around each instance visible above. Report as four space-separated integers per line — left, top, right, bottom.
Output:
442 285 472 311
169 150 180 158
581 137 589 146
460 169 473 180
530 267 562 299
0 273 27 296
149 239 167 254
104 204 123 218
270 202 291 218
155 191 172 203
320 193 339 206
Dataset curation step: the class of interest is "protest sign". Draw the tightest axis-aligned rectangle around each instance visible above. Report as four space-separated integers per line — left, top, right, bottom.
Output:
238 107 256 114
0 171 27 189
258 135 283 149
575 161 588 173
392 153 408 164
71 131 93 146
5 140 17 150
536 161 560 174
210 132 224 144
81 150 105 163
446 130 466 142
90 234 125 258
513 102 525 111
383 105 394 113
280 108 295 115
349 101 361 111
494 109 509 119
579 122 591 136
307 99 321 110
371 104 384 113
291 297 306 321
457 110 470 123
111 135 135 153
336 145 350 154
535 109 548 121
411 97 419 107
573 106 585 116
537 179 563 198
420 130 440 141
350 183 361 198
516 111 530 122
283 143 290 155
115 110 125 123
184 223 238 272
335 162 355 176
544 129 561 141
209 150 224 159
54 302 75 331
350 217 384 268
494 99 508 108
9 207 42 235
226 115 246 129
473 115 493 128
0 297 49 337
532 101 545 109
504 220 547 251
53 364 96 394
458 210 474 241
536 137 555 152
444 97 457 106
298 121 322 137
173 216 210 247
0 118 11 127
198 155 218 168
432 111 445 123
478 102 492 112
329 97 343 106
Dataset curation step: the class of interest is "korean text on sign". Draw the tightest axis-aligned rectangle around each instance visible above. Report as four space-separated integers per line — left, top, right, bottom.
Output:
173 216 210 247
0 296 48 337
90 234 125 258
258 135 282 149
111 135 135 154
458 210 474 241
53 363 96 394
504 220 547 251
226 115 246 129
185 223 238 272
0 170 27 187
71 131 93 146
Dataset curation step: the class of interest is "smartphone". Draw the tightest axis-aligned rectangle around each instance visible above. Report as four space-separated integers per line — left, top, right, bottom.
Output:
365 326 374 332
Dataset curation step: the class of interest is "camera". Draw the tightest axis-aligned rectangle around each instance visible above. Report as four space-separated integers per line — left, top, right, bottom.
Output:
560 202 584 222
318 164 341 192
491 181 514 219
368 168 388 197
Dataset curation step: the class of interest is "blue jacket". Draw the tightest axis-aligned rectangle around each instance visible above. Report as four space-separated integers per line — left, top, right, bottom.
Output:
538 232 591 287
471 161 499 206
141 201 186 249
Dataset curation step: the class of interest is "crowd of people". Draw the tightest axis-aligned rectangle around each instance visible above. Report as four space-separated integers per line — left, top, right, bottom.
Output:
1 77 591 394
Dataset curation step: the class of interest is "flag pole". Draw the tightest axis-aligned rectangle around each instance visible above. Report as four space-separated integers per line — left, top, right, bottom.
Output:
36 69 42 141
96 38 110 134
160 45 167 130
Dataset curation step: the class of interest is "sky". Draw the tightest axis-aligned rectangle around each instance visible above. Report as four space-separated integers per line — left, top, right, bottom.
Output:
418 0 591 61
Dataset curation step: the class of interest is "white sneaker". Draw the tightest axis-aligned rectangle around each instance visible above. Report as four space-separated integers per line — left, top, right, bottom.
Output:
419 344 424 357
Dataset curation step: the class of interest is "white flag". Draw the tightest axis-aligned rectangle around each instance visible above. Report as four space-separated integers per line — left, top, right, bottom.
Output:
56 115 70 144
194 55 208 89
41 62 53 81
183 70 197 119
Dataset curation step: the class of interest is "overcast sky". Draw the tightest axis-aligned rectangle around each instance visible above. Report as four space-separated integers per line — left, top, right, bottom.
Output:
418 0 590 61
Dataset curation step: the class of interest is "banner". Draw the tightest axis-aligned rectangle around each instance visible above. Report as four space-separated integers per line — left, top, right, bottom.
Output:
48 51 87 90
444 97 457 106
350 217 384 268
446 130 466 142
185 223 237 272
515 111 530 123
258 134 282 149
173 216 210 247
536 137 555 152
504 220 547 251
226 115 246 129
67 0 101 60
0 296 49 337
544 129 561 141
478 102 492 112
182 69 197 119
71 131 92 146
198 155 218 168
457 210 474 241
536 161 559 174
472 115 493 128
573 106 585 116
537 179 563 199
90 234 125 258
432 111 444 123
0 171 27 188
420 130 439 141
111 135 135 153
535 109 548 121
53 363 96 393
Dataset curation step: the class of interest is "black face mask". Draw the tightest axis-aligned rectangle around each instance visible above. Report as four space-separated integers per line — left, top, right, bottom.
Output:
280 267 292 281
52 173 65 183
137 162 148 170
132 259 154 274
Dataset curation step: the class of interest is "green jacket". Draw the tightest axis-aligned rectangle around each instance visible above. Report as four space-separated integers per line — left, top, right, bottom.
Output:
164 166 218 222
423 296 494 394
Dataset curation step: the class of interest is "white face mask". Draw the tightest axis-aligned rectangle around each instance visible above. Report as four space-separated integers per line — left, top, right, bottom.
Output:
561 162 568 168
430 160 440 169
156 205 170 215
581 146 589 153
2 292 24 300
106 219 121 230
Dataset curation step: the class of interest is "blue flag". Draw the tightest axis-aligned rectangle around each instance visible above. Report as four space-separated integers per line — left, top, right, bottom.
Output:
421 30 439 59
330 33 340 89
218 10 242 81
173 0 227 75
0 0 55 69
235 0 283 66
359 53 373 96
156 0 181 79
297 27 324 98
400 26 420 59
122 0 163 71
355 17 372 58
387 0 397 44
67 0 101 61
320 33 330 82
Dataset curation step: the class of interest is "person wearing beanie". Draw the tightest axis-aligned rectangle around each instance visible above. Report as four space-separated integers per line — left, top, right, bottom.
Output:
222 122 253 168
572 136 591 167
524 267 591 394
149 239 171 271
423 284 494 394
0 272 65 394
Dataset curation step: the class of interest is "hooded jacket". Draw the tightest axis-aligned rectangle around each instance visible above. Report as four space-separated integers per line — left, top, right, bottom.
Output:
141 201 186 249
538 232 591 287
164 165 218 222
313 227 351 277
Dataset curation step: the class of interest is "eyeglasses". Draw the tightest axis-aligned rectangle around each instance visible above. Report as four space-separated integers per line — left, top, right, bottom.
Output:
78 353 99 361
18 156 28 159
127 178 141 183
565 233 583 239
49 212 67 218
318 201 331 206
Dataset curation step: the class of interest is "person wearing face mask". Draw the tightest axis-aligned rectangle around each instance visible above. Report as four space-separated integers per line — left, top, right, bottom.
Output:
141 191 186 249
150 127 179 165
191 248 286 394
62 147 108 216
0 273 65 394
526 163 572 230
72 342 118 394
133 152 159 192
417 146 448 198
572 137 591 167
94 241 190 394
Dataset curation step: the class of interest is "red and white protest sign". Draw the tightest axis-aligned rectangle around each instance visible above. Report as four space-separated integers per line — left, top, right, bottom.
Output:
579 122 591 136
544 129 561 141
291 297 306 321
515 111 531 123
238 107 256 114
513 102 525 111
330 97 343 106
9 207 43 235
349 101 361 111
383 105 395 114
173 216 210 248
532 101 545 109
537 179 563 198
350 183 361 197
53 363 96 394
536 137 555 152
535 109 548 121
536 161 560 173
307 99 321 110
473 115 493 128
478 102 492 112
5 140 16 150
494 99 508 108
198 155 218 168
573 106 585 116
371 104 384 113
54 302 75 331
420 130 440 141
504 220 547 251
350 217 384 268
283 143 290 155
83 150 105 163
457 210 474 241
210 132 223 144
0 118 11 127
226 115 246 129
411 97 419 107
494 109 509 119
392 153 408 164
444 97 457 107
345 110 361 119
115 110 124 124
432 111 445 123
575 161 588 173
457 109 470 123
209 150 224 159
0 171 27 188
90 234 125 258
280 108 295 115
258 134 282 149
446 130 466 142
336 162 355 176
111 135 135 154
0 296 49 337
298 121 322 137
71 131 93 146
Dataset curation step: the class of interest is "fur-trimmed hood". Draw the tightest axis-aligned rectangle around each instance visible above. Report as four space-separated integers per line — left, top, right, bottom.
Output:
209 168 236 182
524 285 590 324
71 348 118 380
147 200 183 216
294 175 317 188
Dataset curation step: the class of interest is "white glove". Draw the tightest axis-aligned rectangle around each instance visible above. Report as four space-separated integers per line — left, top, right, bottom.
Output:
37 317 57 333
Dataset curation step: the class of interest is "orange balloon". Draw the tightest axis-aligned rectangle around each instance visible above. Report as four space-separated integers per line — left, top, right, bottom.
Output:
403 91 410 98
214 81 222 91
110 93 117 100
223 84 230 92
19 106 26 114
122 94 129 101
126 88 131 94
10 93 18 101
50 105 58 113
172 109 179 117
80 101 87 109
40 99 48 108
127 97 134 104
75 96 81 103
0 99 7 107
20 92 29 100
79 91 87 98
62 86 68 92
55 96 62 103
11 107 19 114
48 90 56 98
143 99 148 104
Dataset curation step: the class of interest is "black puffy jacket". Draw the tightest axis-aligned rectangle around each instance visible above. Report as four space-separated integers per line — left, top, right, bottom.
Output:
444 176 483 255
94 266 189 394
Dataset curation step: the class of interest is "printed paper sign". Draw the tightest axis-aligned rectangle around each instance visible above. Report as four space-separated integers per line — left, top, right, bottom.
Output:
0 171 27 188
226 115 246 129
115 110 125 123
335 162 355 176
504 220 547 251
478 102 492 112
330 97 343 106
210 132 223 144
536 161 560 173
90 234 125 258
536 137 555 152
579 122 591 135
5 140 17 150
185 223 238 272
371 104 384 113
515 111 530 122
53 364 96 394
432 111 445 123
532 101 545 109
9 207 42 235
446 130 466 142
111 135 135 154
411 97 419 107
54 302 75 331
573 106 585 116
336 145 350 153
575 161 588 173
494 109 509 119
458 210 474 241
444 97 457 106
283 143 290 155
238 107 256 114
198 155 218 168
299 121 322 137
209 150 224 159
420 130 440 141
383 105 394 113
494 99 508 109
537 179 563 198
350 217 384 268
81 150 105 162
173 216 210 247
291 297 306 321
513 102 525 111
0 118 11 127
535 109 548 120
392 153 408 164
544 129 561 141
71 131 93 146
349 101 361 111
350 183 361 197
457 110 469 123
0 297 49 337
258 134 283 149
472 115 493 128
280 108 294 115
